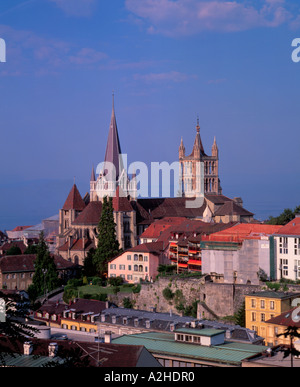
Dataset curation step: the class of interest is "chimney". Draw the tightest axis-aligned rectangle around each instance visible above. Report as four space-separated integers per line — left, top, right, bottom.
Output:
24 341 33 356
104 331 112 344
48 342 58 358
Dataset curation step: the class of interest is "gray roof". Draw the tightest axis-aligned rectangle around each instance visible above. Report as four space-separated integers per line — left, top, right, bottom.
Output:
98 307 263 344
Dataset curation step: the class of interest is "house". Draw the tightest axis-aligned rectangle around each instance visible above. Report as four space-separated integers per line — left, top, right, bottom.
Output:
161 219 236 274
200 223 282 284
34 298 110 330
0 254 76 291
108 241 168 283
245 290 300 344
261 304 300 347
273 215 300 281
0 240 27 256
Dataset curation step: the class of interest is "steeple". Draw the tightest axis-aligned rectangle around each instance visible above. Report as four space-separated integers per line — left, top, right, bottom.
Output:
90 165 96 182
103 92 123 181
192 117 206 158
212 136 218 158
179 137 185 159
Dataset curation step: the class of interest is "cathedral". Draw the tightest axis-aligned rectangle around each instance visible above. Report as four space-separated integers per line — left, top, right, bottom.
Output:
56 97 254 265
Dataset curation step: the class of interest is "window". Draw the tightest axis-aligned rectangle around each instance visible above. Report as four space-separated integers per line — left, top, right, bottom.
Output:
261 313 265 322
134 254 138 261
134 265 138 272
119 264 125 270
127 275 132 280
251 299 256 308
128 265 131 271
110 264 116 270
270 301 275 310
127 255 131 260
260 300 265 309
251 312 256 322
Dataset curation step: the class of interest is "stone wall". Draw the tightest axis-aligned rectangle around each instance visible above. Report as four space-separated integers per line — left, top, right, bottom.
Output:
108 277 300 319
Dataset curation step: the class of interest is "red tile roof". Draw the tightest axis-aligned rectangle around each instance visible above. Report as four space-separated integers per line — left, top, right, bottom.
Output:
266 306 300 328
0 254 75 273
140 217 187 239
274 216 300 236
10 226 33 232
72 201 102 226
62 184 86 211
214 201 254 216
202 223 282 243
112 186 133 212
0 241 27 254
0 335 149 367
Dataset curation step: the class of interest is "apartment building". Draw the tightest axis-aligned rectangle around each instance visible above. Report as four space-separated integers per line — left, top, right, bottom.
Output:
245 291 300 344
274 215 300 281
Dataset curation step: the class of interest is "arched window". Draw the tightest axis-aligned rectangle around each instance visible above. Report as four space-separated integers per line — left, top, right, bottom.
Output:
134 254 138 261
139 265 143 272
139 254 143 261
134 265 138 272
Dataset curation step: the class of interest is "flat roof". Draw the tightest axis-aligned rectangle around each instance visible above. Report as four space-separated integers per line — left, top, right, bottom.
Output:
246 291 300 300
112 331 268 366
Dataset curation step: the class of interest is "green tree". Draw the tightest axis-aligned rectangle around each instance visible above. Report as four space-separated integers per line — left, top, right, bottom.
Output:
93 196 121 278
267 205 300 225
277 326 300 367
28 231 59 300
6 245 22 256
83 248 97 277
234 301 246 327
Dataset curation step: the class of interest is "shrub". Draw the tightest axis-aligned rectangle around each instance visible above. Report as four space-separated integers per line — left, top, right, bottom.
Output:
162 287 174 300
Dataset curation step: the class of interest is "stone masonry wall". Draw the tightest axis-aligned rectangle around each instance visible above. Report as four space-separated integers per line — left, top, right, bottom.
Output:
108 277 300 319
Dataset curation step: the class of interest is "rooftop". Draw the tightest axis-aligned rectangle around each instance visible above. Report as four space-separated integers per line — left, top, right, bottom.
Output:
112 331 268 367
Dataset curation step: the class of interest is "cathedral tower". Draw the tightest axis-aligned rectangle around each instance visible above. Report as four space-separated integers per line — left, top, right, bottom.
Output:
179 119 222 196
90 94 137 202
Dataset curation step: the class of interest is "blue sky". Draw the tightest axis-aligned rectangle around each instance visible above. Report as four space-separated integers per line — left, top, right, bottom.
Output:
0 0 300 231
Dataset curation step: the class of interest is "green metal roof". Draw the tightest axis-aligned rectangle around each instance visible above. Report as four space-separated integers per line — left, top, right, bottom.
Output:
112 331 267 366
1 353 65 367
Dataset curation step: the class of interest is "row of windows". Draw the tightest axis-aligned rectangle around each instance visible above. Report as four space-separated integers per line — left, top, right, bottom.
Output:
5 273 33 279
127 254 148 262
110 274 147 281
250 312 275 322
110 264 148 273
250 299 276 310
279 237 300 255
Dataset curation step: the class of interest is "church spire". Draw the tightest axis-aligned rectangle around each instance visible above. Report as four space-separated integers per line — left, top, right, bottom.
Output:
103 92 123 181
193 117 206 157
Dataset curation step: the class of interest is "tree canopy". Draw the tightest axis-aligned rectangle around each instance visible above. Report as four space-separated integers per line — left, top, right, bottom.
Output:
267 205 300 225
92 196 121 278
27 231 59 300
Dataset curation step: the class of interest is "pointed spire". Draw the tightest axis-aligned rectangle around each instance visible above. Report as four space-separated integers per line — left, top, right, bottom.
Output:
212 136 218 157
193 117 206 157
103 92 123 181
90 165 96 182
62 184 86 211
179 136 185 158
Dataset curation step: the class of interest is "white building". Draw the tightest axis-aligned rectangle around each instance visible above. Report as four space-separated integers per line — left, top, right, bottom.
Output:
274 215 300 281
